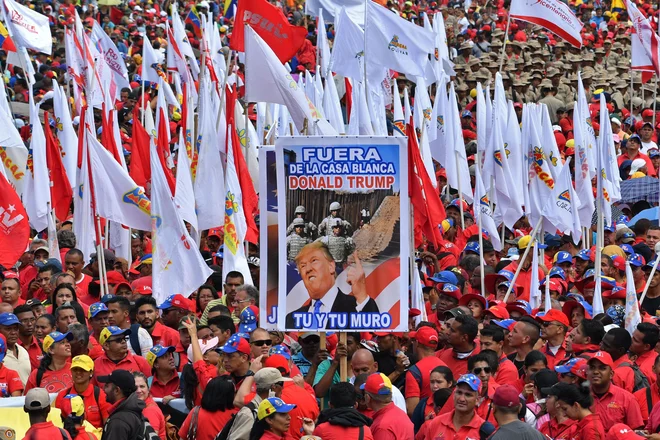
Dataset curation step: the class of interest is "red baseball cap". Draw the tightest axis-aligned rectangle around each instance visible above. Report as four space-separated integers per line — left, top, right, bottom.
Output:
535 309 569 327
485 305 510 320
106 270 129 286
588 351 615 369
409 327 439 348
612 255 626 271
264 354 290 375
131 276 152 295
606 424 645 440
208 227 224 239
492 384 520 407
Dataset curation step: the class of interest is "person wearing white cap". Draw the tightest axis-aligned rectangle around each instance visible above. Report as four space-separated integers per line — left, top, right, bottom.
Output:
630 158 648 177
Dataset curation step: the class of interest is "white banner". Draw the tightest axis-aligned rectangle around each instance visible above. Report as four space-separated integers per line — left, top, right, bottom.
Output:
510 0 583 48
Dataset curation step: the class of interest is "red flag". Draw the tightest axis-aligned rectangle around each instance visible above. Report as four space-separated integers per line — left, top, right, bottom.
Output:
230 0 307 62
44 112 73 222
130 107 151 190
156 106 177 196
407 121 445 248
109 7 124 25
101 104 123 164
0 172 29 268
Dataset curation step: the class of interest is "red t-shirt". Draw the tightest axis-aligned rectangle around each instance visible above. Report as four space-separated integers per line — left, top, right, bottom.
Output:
540 341 566 371
435 342 480 377
282 381 320 439
151 321 181 347
591 384 644 431
313 423 375 440
24 363 72 394
76 274 93 302
150 373 182 399
93 353 151 384
23 421 72 440
405 356 447 400
178 407 238 440
575 413 606 440
612 355 637 394
495 354 519 385
0 363 23 396
371 402 414 440
417 410 483 440
18 336 43 370
144 397 167 440
538 417 578 440
635 350 657 387
55 383 111 429
635 381 660 423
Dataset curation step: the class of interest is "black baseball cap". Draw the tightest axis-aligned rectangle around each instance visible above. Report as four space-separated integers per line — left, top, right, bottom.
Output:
97 370 136 390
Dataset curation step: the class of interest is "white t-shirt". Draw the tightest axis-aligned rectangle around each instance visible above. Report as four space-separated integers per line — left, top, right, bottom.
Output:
641 140 658 155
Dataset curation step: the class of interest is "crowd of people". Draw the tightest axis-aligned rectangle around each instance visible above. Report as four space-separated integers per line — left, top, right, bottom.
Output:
2 0 660 437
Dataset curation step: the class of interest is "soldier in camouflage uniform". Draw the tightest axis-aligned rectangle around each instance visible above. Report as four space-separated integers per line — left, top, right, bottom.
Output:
286 205 317 239
319 219 355 266
318 202 352 237
286 218 311 261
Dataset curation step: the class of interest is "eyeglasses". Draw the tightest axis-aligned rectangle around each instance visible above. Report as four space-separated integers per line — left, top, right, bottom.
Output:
251 340 273 347
472 367 491 375
301 337 320 344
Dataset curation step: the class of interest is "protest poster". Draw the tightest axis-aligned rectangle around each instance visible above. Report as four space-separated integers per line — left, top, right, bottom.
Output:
259 146 279 330
275 136 408 331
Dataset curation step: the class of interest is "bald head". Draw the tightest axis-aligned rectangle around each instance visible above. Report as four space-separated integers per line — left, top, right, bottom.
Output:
351 348 377 376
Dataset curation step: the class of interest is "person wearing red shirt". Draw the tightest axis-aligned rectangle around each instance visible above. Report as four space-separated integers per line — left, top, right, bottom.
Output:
25 331 73 394
480 325 518 385
405 326 447 416
93 326 151 383
617 134 656 177
538 384 578 440
0 334 22 396
251 396 301 440
178 376 238 440
507 317 542 378
436 313 480 377
503 236 544 302
600 328 638 394
55 355 110 429
64 249 93 300
15 304 43 369
363 373 414 440
146 345 181 400
417 374 484 440
426 279 461 328
536 309 569 370
553 382 606 440
634 353 660 423
631 322 659 387
135 296 180 347
1 277 25 309
23 387 73 439
133 372 167 439
586 351 644 431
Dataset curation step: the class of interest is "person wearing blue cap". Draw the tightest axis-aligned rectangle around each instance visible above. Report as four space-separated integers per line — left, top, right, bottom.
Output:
0 334 23 396
25 331 73 394
417 374 484 440
0 312 31 386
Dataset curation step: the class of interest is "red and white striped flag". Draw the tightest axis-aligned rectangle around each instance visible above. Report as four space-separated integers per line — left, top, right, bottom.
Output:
510 0 583 48
627 0 660 77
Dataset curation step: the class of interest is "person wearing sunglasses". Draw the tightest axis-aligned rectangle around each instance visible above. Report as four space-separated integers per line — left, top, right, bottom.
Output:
535 309 569 370
249 328 273 359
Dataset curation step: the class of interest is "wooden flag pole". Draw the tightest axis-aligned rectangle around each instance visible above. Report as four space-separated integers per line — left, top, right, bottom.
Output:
339 332 348 382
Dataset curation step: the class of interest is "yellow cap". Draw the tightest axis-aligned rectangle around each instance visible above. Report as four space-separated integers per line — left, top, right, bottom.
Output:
518 235 532 249
172 111 181 122
566 139 575 148
631 171 646 179
470 89 477 98
68 395 85 417
71 355 94 372
257 397 297 421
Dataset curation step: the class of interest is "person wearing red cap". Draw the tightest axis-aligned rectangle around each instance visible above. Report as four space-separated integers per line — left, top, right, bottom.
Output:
417 374 484 440
363 373 413 440
405 326 447 416
480 325 518 386
587 351 643 432
631 323 660 388
490 384 545 439
134 297 180 348
536 310 569 370
436 314 480 377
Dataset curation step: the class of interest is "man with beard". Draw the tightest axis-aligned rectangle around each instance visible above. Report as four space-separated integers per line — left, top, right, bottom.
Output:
135 296 179 347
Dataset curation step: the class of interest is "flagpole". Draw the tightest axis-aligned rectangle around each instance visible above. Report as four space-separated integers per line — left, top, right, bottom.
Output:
630 69 634 122
95 216 108 298
476 151 486 298
640 242 660 304
594 124 604 304
502 216 543 303
454 148 466 230
653 74 658 129
498 15 511 72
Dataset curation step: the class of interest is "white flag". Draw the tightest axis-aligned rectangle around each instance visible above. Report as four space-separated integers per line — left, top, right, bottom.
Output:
323 75 345 134
524 104 556 228
411 268 428 326
432 12 454 77
47 211 60 264
510 0 583 48
573 75 596 229
2 0 52 54
52 81 78 188
597 95 618 226
364 1 434 77
474 164 501 251
87 129 152 230
624 261 642 336
632 29 655 72
151 137 213 305
244 25 336 136
174 132 198 232
0 86 27 194
305 0 365 25
317 9 331 77
90 22 131 96
142 38 178 107
329 8 364 81
626 0 660 77
73 122 96 263
194 77 225 231
222 121 254 286
23 95 50 231
445 82 473 203
529 243 540 310
541 157 582 242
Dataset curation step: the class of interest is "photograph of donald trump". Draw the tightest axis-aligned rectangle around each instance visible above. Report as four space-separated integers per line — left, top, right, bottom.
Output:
285 241 379 329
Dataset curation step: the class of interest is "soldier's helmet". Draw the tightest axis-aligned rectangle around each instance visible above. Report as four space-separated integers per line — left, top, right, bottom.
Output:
294 205 306 214
293 218 306 226
329 202 341 211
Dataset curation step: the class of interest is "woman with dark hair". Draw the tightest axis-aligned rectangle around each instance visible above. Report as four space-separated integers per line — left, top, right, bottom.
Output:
60 394 99 440
133 371 167 440
50 283 89 318
178 377 237 440
249 397 311 440
35 313 56 340
195 285 218 318
24 331 73 393
554 382 605 439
